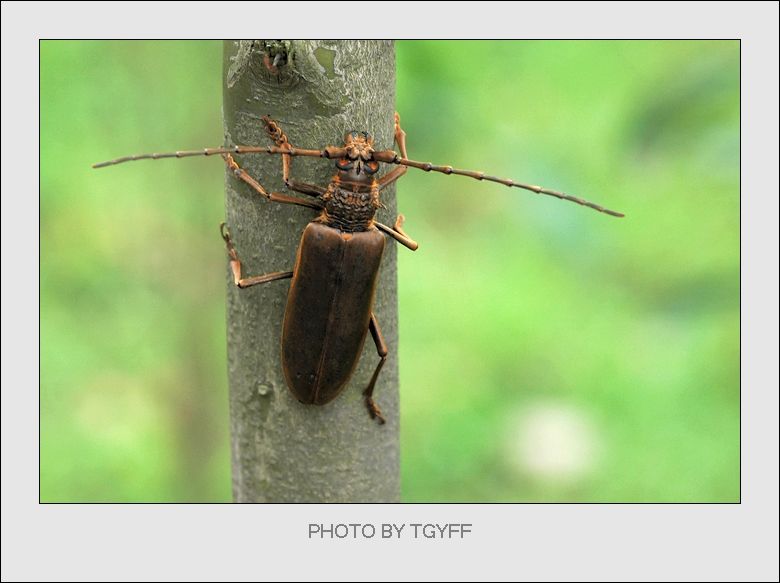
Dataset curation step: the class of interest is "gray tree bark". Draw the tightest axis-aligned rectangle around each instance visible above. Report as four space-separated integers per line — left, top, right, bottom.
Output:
222 40 400 502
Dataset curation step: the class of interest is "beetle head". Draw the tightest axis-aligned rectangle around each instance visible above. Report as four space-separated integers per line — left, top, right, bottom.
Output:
335 131 379 182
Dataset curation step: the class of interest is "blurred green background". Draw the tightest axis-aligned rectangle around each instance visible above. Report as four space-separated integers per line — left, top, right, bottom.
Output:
40 41 739 502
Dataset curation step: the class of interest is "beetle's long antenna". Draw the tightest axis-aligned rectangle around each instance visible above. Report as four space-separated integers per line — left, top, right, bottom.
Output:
92 145 348 169
371 152 624 218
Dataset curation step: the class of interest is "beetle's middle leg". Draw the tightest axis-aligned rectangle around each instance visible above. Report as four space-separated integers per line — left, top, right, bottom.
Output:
363 313 389 424
223 154 323 211
220 223 293 289
375 215 418 251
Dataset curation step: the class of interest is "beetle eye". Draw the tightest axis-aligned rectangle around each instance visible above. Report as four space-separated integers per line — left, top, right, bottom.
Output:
363 161 379 175
336 158 354 170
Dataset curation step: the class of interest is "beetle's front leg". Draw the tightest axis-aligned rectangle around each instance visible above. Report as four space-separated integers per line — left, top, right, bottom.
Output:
394 112 408 159
262 116 297 186
220 223 293 289
375 113 413 192
372 114 418 251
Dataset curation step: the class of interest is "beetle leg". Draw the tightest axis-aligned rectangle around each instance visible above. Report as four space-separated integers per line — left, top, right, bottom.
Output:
262 116 296 185
374 113 411 191
376 165 407 191
373 114 416 250
261 117 328 199
375 215 418 251
394 112 408 159
223 154 323 211
285 178 327 198
363 313 388 424
220 222 293 289
393 214 414 241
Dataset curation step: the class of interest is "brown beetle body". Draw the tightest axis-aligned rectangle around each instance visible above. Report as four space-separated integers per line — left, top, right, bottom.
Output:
214 119 419 424
94 112 623 425
283 222 385 406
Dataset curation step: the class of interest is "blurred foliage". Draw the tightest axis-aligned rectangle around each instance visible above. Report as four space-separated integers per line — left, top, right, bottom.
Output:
40 41 739 502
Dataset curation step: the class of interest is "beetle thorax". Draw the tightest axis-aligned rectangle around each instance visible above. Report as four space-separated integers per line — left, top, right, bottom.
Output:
317 181 380 232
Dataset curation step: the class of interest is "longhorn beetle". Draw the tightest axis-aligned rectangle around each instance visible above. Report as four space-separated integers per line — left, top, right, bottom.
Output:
94 113 624 424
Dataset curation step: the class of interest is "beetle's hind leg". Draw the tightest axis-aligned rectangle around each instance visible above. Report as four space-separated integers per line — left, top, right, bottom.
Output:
363 313 389 424
220 223 293 289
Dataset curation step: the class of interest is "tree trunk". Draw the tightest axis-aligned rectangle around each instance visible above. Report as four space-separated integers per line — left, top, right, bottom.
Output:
222 40 400 502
